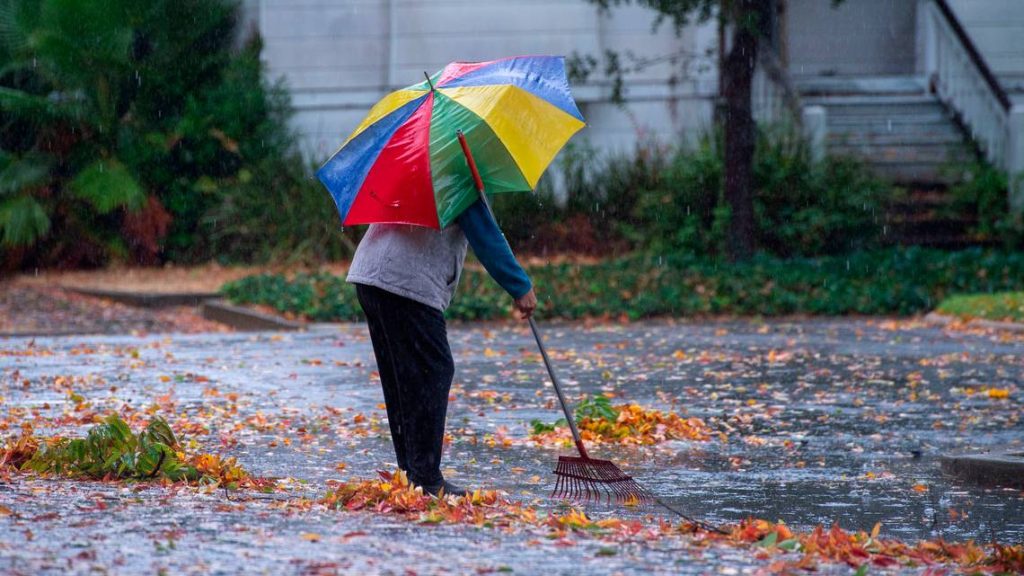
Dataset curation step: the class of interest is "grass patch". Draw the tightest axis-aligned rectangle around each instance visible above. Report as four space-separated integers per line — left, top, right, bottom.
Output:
936 292 1024 323
222 248 1024 322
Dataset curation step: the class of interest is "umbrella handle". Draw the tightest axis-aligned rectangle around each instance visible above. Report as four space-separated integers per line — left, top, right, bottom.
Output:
455 131 590 460
456 130 487 196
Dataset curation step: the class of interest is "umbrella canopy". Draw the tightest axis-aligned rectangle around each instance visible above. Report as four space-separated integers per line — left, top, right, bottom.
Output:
317 56 585 229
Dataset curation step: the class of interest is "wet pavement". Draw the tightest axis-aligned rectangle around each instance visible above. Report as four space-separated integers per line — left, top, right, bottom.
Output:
0 285 225 336
1 318 1022 574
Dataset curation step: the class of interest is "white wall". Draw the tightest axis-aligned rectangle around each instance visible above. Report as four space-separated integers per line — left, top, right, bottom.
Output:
785 0 918 78
246 0 718 161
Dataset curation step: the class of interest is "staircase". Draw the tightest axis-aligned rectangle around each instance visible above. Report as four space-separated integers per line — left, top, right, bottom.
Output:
796 76 981 248
797 76 974 183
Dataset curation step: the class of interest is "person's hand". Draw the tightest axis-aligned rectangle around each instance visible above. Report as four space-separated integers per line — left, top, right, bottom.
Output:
513 288 537 319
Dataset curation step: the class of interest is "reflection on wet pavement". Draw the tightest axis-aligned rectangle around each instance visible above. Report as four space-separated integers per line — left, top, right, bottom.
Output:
1 318 1021 573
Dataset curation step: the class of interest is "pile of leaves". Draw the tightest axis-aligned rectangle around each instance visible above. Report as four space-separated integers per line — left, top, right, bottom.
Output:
321 470 1024 573
0 413 268 489
322 469 541 528
529 396 711 446
223 248 1024 321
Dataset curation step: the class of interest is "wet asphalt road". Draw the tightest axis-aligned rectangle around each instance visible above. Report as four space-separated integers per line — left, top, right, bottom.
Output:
1 318 1021 574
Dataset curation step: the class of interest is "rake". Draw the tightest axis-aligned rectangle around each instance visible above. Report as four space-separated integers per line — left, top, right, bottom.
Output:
455 130 648 504
457 130 722 529
529 320 729 534
527 317 653 505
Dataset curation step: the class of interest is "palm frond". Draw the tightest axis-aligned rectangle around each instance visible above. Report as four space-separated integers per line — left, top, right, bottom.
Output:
0 85 87 124
70 158 146 214
37 0 134 74
0 152 52 195
0 194 49 245
0 0 37 55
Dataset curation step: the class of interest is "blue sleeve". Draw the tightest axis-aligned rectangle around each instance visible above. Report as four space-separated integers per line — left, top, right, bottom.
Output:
457 199 533 299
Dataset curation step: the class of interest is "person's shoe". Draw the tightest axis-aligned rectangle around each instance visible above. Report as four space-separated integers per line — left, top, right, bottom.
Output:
421 479 470 498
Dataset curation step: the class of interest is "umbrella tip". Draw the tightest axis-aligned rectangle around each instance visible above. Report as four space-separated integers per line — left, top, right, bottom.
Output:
423 71 435 92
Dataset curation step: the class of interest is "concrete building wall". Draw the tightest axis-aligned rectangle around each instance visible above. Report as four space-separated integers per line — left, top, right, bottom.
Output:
784 0 918 77
242 0 1024 161
243 0 718 162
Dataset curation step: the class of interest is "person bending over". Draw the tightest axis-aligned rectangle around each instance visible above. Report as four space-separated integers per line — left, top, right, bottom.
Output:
347 198 536 496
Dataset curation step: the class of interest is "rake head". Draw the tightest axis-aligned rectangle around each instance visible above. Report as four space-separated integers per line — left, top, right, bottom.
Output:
552 455 654 505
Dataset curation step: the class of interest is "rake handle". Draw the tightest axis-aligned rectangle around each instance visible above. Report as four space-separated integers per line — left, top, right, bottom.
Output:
455 131 590 460
529 317 590 460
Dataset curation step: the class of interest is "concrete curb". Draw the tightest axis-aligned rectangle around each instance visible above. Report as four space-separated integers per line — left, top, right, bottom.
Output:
0 330 100 339
66 288 305 332
940 450 1024 489
200 299 305 332
924 311 1024 333
68 288 219 308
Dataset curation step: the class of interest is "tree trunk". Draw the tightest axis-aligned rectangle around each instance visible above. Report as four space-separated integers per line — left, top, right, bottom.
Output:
722 0 761 261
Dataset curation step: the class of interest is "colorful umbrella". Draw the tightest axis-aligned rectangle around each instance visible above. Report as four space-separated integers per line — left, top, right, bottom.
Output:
316 56 586 229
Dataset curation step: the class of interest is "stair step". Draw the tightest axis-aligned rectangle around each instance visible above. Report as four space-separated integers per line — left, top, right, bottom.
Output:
827 118 960 130
794 75 928 96
891 188 959 208
824 105 948 118
829 144 971 164
884 235 983 249
854 163 964 185
882 216 979 249
827 131 964 146
826 114 953 128
879 182 979 248
803 95 939 107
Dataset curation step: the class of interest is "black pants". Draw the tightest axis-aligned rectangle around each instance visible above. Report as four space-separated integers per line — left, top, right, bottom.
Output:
355 283 454 487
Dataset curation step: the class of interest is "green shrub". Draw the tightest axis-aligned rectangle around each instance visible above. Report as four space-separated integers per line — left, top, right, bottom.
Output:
946 160 1023 249
223 248 1024 321
0 0 347 268
753 128 893 256
536 128 894 259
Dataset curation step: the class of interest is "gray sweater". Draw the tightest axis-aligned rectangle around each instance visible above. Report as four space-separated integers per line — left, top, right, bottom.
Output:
347 223 469 311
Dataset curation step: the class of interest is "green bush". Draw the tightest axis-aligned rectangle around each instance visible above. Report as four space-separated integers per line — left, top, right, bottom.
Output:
532 128 894 259
0 0 350 268
223 248 1024 321
945 160 1023 249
